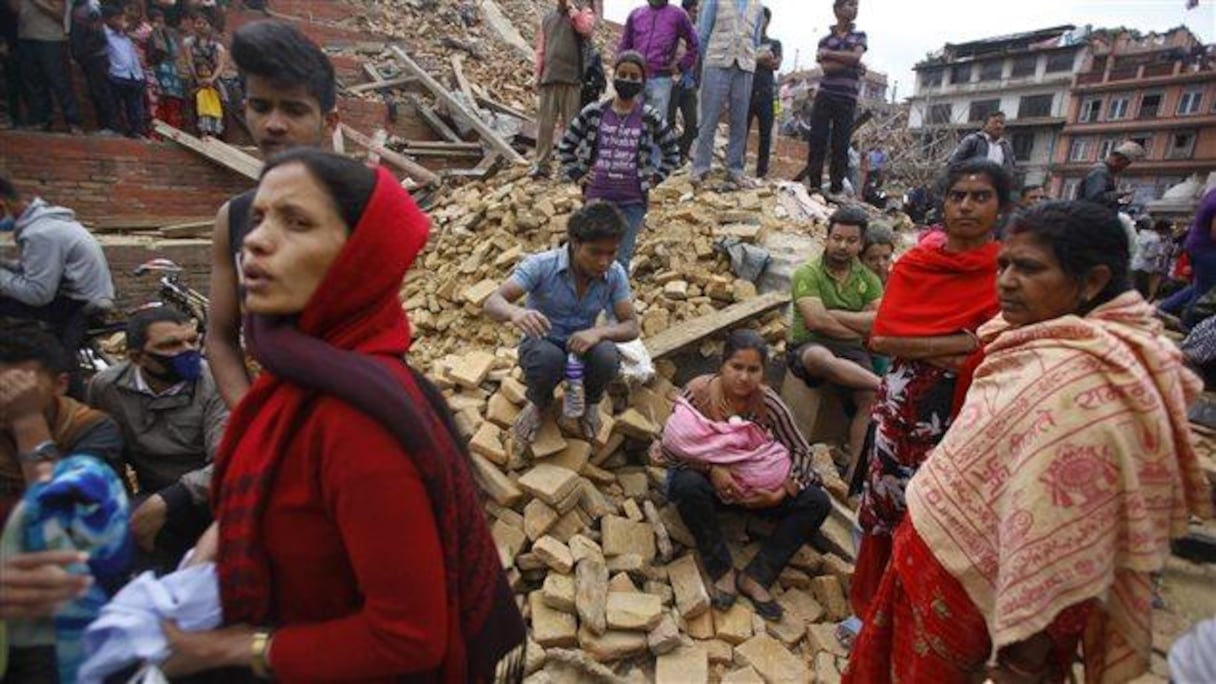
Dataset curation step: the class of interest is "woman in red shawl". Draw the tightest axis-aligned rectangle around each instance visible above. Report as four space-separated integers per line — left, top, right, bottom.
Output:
158 150 525 682
844 201 1209 683
850 159 1008 618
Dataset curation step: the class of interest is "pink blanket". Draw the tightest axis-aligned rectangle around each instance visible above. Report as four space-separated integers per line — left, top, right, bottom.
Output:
661 397 791 494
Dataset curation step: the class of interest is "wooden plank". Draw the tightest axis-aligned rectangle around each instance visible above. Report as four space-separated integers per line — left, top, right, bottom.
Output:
406 94 462 143
348 74 417 94
450 54 476 102
398 140 483 151
644 291 790 360
153 120 261 180
159 219 215 239
339 123 441 186
442 153 502 179
390 45 525 164
331 126 345 154
366 129 389 165
393 147 482 159
474 93 536 125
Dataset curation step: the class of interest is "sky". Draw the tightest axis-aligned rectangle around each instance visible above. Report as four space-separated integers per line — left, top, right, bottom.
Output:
602 0 1216 102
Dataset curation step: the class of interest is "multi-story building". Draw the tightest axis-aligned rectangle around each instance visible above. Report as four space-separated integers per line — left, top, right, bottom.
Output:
781 67 890 107
907 25 1091 188
1050 27 1216 205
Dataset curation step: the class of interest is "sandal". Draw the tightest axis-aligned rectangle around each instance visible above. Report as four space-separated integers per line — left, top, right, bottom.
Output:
737 574 783 621
709 572 738 610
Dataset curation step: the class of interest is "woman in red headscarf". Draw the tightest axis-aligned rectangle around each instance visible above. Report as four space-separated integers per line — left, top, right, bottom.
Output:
158 149 525 683
850 158 1007 619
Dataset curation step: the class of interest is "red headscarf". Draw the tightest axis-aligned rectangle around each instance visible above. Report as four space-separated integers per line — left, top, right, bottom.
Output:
872 237 1001 411
212 167 524 682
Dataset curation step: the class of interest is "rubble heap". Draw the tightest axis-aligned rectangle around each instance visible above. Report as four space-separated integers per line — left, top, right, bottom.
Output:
403 163 873 681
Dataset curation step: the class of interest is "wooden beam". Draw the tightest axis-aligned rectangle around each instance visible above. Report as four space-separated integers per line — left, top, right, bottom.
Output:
398 140 483 150
339 123 441 186
474 93 536 125
348 75 417 94
450 54 476 102
159 219 215 239
644 291 790 360
331 126 345 154
390 45 525 164
153 120 261 179
442 153 502 179
405 94 462 143
366 129 389 165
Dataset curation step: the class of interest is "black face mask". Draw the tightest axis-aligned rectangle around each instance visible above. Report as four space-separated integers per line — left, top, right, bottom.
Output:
614 79 643 100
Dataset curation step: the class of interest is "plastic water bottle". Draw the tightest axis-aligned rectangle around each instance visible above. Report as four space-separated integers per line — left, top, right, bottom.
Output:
563 353 586 419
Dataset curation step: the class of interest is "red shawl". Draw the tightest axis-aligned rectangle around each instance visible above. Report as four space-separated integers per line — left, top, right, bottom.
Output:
212 167 524 682
872 239 1001 411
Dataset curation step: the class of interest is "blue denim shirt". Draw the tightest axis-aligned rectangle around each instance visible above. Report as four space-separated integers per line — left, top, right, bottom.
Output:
509 245 632 343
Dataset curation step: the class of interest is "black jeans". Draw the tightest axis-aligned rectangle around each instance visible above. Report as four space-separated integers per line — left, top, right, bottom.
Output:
668 83 699 160
17 39 79 128
79 55 118 131
747 88 775 178
109 75 146 136
804 91 856 193
667 468 831 587
519 336 619 408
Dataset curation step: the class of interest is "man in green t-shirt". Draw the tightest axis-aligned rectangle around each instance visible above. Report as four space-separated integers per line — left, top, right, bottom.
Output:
786 206 882 467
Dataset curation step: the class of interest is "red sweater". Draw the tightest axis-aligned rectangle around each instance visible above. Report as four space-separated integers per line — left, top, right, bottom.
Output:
263 396 448 682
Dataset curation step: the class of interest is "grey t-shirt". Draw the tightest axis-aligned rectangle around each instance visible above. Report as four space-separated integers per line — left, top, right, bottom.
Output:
18 0 66 42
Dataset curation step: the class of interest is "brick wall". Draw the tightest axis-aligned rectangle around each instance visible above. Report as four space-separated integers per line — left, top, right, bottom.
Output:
1 131 251 224
102 239 214 311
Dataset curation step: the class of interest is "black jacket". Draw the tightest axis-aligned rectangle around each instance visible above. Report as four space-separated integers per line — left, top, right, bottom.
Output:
949 132 1016 172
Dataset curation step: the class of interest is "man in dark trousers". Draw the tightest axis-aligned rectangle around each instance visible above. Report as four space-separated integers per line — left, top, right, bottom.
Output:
667 0 700 163
746 6 781 178
803 0 866 200
948 111 1015 173
531 0 596 178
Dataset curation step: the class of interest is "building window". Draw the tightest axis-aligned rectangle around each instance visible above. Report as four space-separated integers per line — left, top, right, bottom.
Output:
1127 133 1153 158
979 60 1004 82
927 103 953 125
1138 93 1163 119
1011 55 1037 78
968 99 1001 122
1107 97 1130 121
1045 53 1074 72
950 63 973 84
1017 94 1054 119
1098 138 1118 160
920 69 943 89
1011 132 1035 162
1062 179 1080 200
1177 89 1204 115
1166 131 1197 159
1069 138 1093 162
1079 98 1102 123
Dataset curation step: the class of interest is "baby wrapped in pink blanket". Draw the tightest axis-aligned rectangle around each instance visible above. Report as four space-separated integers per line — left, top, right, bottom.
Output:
661 397 792 495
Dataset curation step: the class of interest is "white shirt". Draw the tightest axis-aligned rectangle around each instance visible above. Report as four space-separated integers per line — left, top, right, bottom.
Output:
984 133 1005 166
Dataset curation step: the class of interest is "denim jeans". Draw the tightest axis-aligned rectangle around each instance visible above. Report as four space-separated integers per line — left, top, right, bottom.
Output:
804 91 856 193
17 39 80 128
109 75 146 137
612 202 646 272
693 65 754 180
644 76 674 123
667 468 831 586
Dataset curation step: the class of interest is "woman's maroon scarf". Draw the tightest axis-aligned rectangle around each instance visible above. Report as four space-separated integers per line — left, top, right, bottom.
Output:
212 167 524 682
872 239 1001 412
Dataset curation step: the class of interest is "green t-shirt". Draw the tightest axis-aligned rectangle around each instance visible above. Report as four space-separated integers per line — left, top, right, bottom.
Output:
789 257 883 345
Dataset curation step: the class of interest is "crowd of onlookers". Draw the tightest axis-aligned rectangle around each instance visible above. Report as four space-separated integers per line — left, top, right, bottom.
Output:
1 0 267 139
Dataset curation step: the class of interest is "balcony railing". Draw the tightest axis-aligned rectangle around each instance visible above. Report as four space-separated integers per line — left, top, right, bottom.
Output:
1076 62 1186 86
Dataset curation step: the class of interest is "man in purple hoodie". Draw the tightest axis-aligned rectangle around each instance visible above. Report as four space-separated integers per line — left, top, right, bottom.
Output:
618 0 699 123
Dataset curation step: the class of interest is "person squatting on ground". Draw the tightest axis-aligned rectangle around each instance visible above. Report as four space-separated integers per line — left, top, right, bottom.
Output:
653 330 832 621
557 50 681 272
483 202 640 450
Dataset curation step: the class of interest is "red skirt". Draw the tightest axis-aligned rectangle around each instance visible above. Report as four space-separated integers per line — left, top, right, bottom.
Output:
843 521 1092 684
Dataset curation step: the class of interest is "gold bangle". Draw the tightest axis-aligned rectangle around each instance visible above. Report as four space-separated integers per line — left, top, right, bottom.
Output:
251 630 274 679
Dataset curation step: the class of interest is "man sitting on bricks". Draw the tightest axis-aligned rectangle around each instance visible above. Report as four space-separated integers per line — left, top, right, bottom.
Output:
786 206 882 469
484 202 640 451
87 307 228 570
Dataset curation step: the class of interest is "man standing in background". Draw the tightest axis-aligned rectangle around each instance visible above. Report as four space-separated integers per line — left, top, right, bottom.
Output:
690 0 764 189
532 0 597 179
746 6 781 178
667 0 701 163
802 0 866 200
618 0 699 120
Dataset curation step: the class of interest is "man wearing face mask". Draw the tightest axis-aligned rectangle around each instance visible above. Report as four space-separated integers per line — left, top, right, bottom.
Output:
0 175 115 362
87 307 227 568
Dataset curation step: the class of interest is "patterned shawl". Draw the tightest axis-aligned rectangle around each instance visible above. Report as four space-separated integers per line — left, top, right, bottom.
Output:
906 291 1211 683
